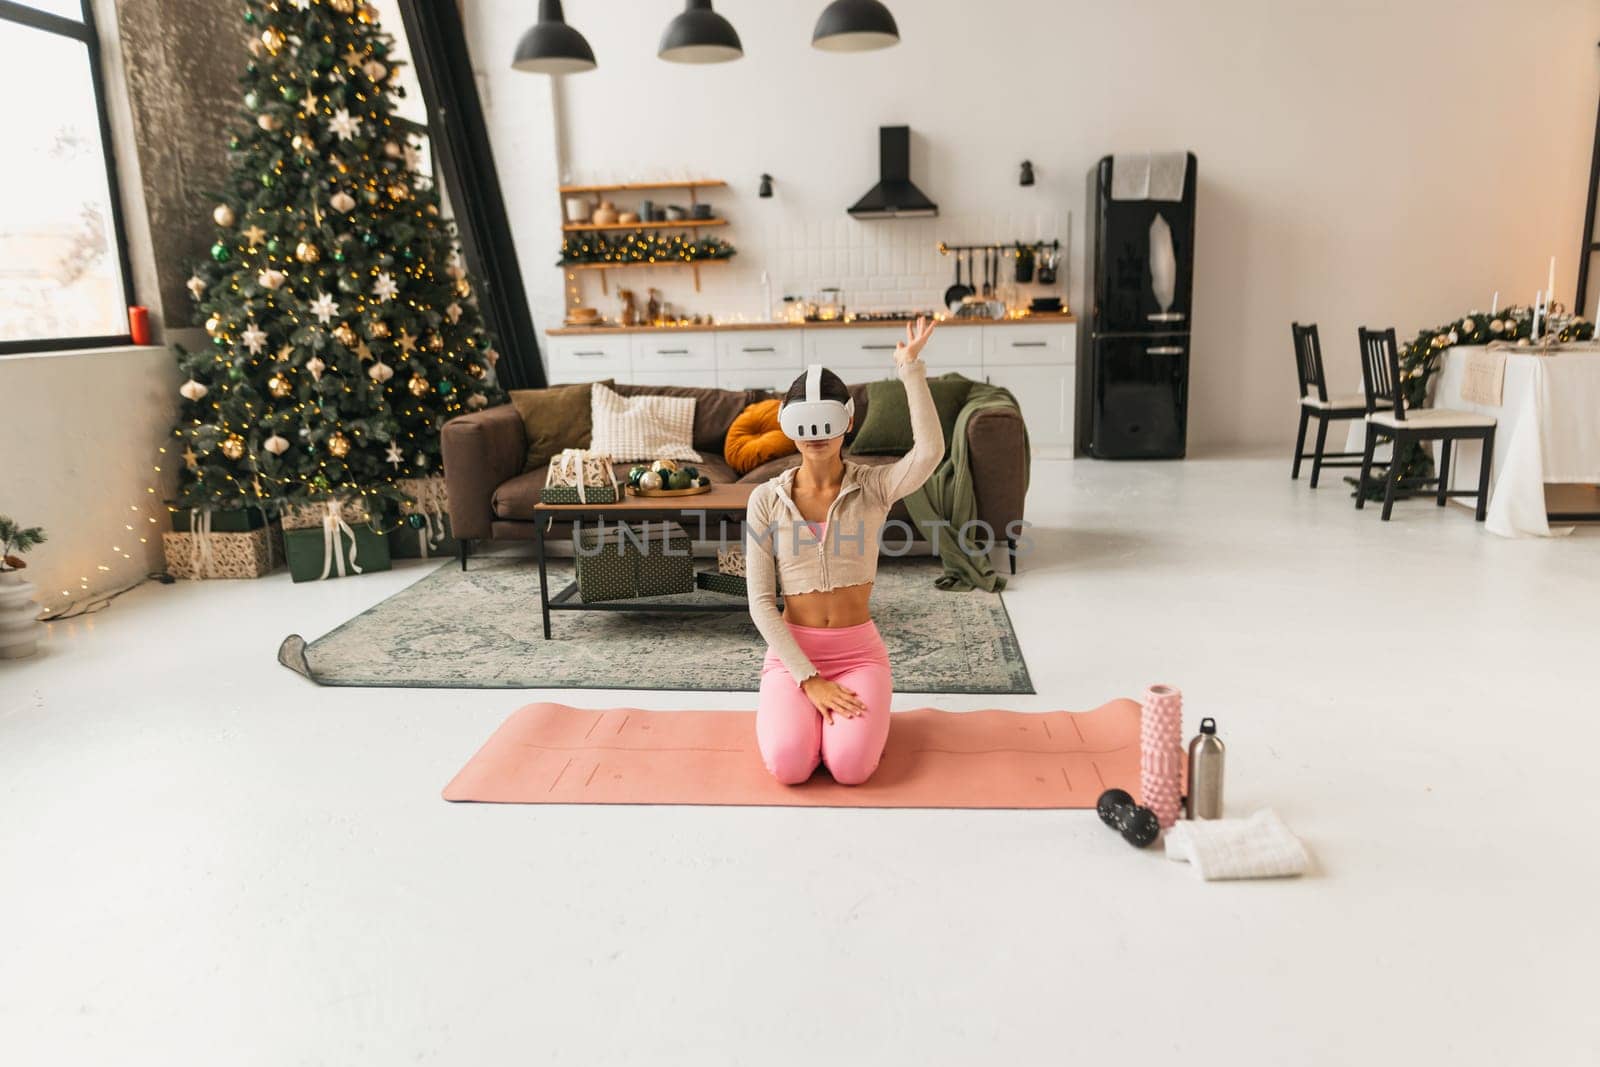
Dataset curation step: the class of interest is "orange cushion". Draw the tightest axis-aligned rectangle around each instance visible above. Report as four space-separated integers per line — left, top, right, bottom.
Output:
723 398 797 475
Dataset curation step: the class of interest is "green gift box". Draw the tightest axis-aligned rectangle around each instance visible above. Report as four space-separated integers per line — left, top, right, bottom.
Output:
168 506 269 533
540 485 620 505
574 520 694 602
283 524 392 582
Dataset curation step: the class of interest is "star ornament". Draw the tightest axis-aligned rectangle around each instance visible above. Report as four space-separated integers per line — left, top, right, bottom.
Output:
329 108 361 142
386 442 404 469
445 302 463 324
396 328 417 353
241 225 267 248
186 274 207 300
183 446 199 469
372 272 399 302
310 291 339 324
241 322 268 354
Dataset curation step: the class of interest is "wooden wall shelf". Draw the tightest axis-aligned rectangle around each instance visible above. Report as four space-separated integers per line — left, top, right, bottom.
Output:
558 179 727 195
562 218 728 233
560 257 731 294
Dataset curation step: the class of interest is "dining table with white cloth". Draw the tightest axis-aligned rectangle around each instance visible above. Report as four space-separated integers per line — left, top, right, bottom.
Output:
1344 342 1600 537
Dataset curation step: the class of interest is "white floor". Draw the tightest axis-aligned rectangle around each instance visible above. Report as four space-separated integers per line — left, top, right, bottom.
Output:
3 456 1598 1066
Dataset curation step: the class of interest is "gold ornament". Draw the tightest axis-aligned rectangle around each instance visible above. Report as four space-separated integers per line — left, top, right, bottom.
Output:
368 320 391 339
205 315 222 336
327 432 352 458
260 28 285 54
212 203 236 227
408 376 432 397
330 0 354 11
221 434 246 460
354 340 375 362
263 434 290 456
291 133 313 154
257 114 280 132
258 268 287 290
427 333 445 352
387 183 409 202
329 190 356 214
267 373 292 398
296 240 321 263
363 60 387 82
368 360 394 383
467 363 486 380
333 323 358 347
275 343 294 363
455 279 472 299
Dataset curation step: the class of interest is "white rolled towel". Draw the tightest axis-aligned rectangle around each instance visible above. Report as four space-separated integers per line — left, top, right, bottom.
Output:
1164 809 1310 881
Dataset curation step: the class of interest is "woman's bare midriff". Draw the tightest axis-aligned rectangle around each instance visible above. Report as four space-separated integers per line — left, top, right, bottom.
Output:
780 581 873 628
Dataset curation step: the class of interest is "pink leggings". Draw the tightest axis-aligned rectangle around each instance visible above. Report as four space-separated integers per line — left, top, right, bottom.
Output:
758 619 893 786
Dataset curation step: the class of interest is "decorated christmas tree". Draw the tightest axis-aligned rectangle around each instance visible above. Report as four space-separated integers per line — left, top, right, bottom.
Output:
173 0 500 525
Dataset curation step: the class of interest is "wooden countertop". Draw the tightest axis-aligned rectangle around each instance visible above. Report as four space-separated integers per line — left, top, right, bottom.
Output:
547 312 1076 337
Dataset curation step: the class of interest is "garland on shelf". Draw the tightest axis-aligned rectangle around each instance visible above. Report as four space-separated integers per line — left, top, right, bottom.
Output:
558 231 737 266
1362 305 1594 497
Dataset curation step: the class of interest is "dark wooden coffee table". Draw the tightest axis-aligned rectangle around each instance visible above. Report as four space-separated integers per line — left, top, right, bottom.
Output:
532 483 766 639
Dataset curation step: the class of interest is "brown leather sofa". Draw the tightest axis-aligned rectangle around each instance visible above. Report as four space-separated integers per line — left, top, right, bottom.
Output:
441 380 1028 571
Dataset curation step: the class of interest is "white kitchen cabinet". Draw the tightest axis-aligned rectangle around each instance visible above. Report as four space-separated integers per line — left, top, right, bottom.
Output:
714 330 802 393
630 331 716 373
804 327 901 370
546 336 630 384
983 363 1075 448
982 322 1076 366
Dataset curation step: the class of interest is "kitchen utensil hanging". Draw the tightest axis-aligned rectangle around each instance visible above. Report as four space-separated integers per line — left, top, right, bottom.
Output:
942 245 972 311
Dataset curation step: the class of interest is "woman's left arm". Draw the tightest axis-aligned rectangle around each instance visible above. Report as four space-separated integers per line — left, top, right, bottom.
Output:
874 317 946 502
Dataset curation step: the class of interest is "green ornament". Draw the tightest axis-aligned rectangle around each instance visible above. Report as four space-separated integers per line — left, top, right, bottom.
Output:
407 514 426 530
243 10 256 24
438 380 453 396
279 84 300 103
361 232 379 247
246 63 258 75
261 173 274 188
229 137 241 150
266 239 280 254
667 469 692 490
333 250 345 262
210 242 232 263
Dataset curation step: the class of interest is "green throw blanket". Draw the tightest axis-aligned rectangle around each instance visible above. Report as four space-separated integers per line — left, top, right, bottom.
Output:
901 379 1031 592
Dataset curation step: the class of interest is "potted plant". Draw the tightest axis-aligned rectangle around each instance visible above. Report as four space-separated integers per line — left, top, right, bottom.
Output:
0 516 46 659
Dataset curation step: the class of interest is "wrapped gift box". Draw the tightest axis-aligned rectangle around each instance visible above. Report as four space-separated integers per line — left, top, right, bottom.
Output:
283 524 391 582
279 497 371 531
695 570 748 597
391 476 459 558
163 523 283 580
539 484 620 505
168 506 269 533
574 520 694 602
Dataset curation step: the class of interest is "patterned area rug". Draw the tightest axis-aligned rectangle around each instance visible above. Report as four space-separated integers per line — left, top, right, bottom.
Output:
279 557 1033 693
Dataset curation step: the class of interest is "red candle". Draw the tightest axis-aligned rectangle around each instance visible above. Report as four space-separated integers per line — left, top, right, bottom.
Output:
129 305 151 345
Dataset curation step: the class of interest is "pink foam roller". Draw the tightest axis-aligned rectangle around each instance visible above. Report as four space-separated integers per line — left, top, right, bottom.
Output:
1140 684 1184 829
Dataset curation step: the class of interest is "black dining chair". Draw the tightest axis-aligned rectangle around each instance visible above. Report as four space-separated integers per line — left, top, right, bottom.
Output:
1355 326 1497 521
1290 322 1368 486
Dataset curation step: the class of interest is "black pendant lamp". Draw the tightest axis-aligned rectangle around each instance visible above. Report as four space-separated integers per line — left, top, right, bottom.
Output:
812 0 900 53
512 0 597 74
658 0 743 64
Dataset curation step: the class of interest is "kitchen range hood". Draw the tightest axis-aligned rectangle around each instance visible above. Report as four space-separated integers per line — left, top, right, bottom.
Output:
848 126 938 219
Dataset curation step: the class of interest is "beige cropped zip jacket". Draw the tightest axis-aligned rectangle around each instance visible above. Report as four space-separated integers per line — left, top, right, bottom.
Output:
744 357 945 683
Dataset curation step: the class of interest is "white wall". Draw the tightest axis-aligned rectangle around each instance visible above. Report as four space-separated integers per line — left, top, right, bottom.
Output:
463 0 1600 450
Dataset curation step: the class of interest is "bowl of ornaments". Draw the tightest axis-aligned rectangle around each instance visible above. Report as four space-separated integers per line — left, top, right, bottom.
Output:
625 458 713 496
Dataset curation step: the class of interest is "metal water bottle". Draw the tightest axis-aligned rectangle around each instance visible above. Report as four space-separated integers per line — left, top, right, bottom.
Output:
1185 718 1225 820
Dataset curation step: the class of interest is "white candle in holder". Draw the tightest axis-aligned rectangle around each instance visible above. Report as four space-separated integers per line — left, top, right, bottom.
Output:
1548 257 1556 306
1491 290 1499 314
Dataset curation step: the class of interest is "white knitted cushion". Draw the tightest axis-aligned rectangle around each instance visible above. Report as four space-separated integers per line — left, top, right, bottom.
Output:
589 383 702 463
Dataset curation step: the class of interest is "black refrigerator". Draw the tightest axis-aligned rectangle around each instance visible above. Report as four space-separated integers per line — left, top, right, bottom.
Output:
1076 152 1197 458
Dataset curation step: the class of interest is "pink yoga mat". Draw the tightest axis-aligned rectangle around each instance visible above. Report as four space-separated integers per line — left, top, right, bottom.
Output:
443 700 1143 809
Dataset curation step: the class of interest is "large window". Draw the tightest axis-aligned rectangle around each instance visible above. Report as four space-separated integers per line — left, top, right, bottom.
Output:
0 0 134 354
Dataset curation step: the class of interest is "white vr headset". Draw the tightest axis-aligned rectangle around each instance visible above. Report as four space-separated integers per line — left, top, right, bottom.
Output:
779 364 855 441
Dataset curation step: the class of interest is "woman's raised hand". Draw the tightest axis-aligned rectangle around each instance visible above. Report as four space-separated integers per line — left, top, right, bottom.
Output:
895 314 936 366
